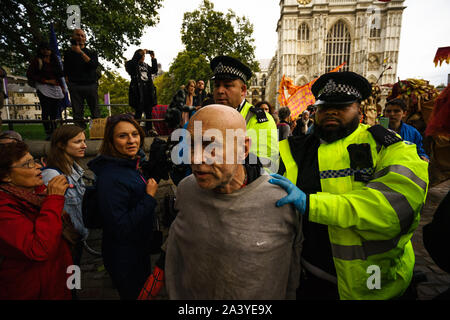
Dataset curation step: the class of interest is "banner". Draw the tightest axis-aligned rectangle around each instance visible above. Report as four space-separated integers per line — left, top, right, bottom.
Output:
104 92 111 116
2 77 8 98
278 62 346 119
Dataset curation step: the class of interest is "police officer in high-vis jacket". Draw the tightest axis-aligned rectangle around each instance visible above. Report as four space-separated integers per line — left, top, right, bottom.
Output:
211 56 278 172
269 71 429 300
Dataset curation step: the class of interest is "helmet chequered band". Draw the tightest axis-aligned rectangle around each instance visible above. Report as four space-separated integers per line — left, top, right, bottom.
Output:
214 63 248 82
320 167 374 179
318 79 362 99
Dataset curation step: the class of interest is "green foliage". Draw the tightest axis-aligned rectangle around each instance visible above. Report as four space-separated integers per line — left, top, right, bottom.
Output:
155 0 259 105
97 70 133 115
153 72 176 106
181 0 259 71
154 51 211 105
0 0 163 75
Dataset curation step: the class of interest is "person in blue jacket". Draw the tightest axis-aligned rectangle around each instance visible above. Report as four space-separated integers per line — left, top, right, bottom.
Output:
87 114 158 300
385 98 429 162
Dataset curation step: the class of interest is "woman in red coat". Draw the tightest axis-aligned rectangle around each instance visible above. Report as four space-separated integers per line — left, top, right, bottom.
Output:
0 141 73 299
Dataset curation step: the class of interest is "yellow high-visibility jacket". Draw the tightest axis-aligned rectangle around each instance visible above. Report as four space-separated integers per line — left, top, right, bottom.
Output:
279 124 429 299
240 101 279 173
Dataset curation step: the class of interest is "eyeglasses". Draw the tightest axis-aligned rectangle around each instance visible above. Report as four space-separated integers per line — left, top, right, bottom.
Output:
10 158 40 169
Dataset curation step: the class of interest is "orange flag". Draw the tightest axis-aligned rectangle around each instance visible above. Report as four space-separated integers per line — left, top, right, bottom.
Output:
278 62 347 118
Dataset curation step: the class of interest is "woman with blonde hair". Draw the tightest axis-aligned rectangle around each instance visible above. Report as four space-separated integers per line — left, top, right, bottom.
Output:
167 79 197 128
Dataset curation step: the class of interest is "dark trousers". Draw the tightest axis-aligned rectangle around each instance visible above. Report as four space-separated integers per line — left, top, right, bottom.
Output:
71 241 84 300
134 105 153 131
133 82 154 131
103 249 151 300
37 91 60 135
68 82 99 129
297 268 340 300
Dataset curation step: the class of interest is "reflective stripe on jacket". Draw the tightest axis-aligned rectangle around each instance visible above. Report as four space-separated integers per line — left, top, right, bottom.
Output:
240 101 279 173
279 124 429 299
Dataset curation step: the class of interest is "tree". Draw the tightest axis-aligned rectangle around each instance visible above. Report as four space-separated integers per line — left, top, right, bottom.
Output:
154 0 259 105
154 51 211 105
0 0 163 75
181 0 259 71
98 70 133 115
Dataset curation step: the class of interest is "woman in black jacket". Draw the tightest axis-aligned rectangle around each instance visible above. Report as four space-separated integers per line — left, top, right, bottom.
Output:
125 49 158 136
87 114 158 300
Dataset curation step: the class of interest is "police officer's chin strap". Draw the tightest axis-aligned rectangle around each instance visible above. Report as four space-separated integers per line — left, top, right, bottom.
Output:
237 98 246 113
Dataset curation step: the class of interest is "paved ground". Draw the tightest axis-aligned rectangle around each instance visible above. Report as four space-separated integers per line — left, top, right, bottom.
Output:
77 179 450 300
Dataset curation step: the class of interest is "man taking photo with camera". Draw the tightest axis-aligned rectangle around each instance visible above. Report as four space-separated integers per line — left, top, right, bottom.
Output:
63 28 100 129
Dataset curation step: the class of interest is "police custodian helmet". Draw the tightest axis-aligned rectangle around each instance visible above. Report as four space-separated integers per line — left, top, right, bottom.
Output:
210 55 253 83
312 71 372 106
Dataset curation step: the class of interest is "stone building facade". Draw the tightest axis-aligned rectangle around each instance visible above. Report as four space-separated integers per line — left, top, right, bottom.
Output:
248 59 271 105
0 74 41 121
267 0 405 107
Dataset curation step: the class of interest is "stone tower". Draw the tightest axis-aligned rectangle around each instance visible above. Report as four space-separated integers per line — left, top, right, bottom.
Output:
275 0 405 89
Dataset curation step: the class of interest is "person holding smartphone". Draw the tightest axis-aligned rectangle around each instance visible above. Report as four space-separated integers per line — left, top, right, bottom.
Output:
125 49 158 136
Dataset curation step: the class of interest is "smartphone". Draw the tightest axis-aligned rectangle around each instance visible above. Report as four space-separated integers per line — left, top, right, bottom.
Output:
70 39 77 46
379 117 389 129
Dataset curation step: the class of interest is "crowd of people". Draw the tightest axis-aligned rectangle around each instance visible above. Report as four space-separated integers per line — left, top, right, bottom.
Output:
1 50 447 301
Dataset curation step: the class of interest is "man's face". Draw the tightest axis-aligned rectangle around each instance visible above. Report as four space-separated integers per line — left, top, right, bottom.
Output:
384 104 405 126
315 102 361 142
302 112 309 121
72 29 86 46
213 79 246 109
188 121 248 192
197 81 205 91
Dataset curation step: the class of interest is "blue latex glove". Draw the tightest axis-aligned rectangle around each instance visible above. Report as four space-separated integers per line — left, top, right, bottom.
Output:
268 173 307 214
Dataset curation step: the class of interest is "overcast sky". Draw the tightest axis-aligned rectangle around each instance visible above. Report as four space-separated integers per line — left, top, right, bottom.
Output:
115 0 449 86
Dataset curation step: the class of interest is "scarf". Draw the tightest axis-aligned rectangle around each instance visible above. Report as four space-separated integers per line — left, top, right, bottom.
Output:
0 184 47 210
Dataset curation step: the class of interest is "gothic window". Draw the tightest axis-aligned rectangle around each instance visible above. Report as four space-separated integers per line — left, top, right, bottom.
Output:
370 27 381 38
261 74 267 87
298 23 310 42
325 20 351 72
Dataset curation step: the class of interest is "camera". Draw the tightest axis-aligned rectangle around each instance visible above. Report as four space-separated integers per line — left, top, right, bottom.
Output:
141 137 190 186
146 50 154 56
70 39 78 46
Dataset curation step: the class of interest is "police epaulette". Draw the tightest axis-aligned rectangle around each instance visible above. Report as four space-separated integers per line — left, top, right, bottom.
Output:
249 107 269 123
367 125 402 148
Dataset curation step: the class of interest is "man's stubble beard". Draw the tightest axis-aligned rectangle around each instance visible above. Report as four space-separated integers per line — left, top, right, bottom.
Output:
314 115 360 143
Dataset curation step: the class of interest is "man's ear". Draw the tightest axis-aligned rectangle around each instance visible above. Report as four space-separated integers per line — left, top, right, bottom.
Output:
241 81 247 98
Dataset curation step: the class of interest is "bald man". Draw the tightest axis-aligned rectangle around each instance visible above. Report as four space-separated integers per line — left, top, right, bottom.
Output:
161 105 301 299
63 28 100 129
